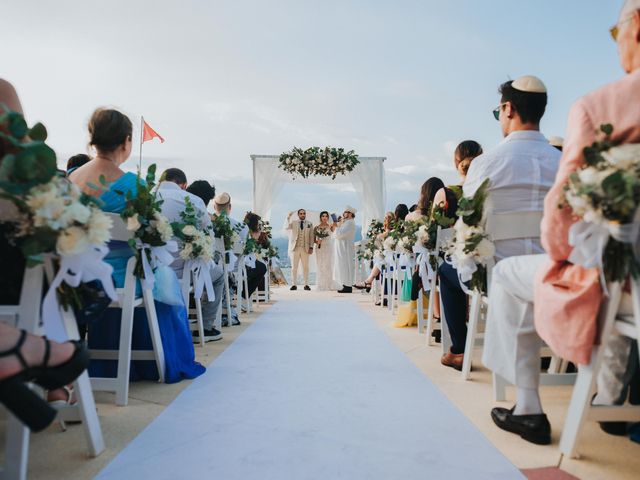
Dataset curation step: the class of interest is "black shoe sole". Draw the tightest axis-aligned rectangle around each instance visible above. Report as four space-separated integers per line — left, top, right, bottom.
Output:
490 410 551 445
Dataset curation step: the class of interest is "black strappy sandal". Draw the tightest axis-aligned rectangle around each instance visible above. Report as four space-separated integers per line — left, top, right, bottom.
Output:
0 330 89 432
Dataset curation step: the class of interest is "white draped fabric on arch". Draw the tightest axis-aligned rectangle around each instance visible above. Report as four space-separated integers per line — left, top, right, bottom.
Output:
250 155 387 236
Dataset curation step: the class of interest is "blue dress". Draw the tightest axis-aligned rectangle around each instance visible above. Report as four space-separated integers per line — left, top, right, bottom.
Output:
88 172 205 383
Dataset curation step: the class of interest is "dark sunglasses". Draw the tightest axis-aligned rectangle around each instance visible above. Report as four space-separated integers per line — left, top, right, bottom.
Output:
493 102 508 121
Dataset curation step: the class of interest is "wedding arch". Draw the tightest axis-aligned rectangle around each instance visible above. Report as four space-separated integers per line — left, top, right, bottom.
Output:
251 155 386 234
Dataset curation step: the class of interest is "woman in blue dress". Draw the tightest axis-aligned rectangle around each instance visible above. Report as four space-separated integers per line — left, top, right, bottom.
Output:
69 108 205 383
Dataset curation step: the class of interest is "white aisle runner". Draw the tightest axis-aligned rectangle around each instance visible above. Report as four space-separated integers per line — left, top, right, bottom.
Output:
97 299 523 480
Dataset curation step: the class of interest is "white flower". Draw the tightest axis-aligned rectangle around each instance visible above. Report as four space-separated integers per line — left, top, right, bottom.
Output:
182 225 197 237
57 226 89 256
180 242 193 260
127 214 141 231
153 212 174 242
59 202 92 227
87 210 113 245
602 144 640 170
475 237 495 260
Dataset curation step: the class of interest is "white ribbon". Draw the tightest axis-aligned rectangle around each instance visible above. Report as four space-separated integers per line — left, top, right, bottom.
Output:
135 239 179 291
225 250 238 272
446 253 476 296
384 251 396 269
186 259 215 301
398 253 416 270
569 214 640 295
42 245 117 342
413 246 435 292
244 253 257 269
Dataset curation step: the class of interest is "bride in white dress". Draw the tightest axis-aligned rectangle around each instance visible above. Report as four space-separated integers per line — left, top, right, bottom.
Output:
314 211 337 290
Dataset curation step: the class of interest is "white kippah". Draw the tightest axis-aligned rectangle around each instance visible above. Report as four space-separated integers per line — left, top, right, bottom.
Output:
214 192 231 204
621 0 640 19
344 205 357 214
548 136 564 148
512 75 547 93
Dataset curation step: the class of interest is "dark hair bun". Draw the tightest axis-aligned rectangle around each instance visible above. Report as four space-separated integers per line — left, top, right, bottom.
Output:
88 108 132 153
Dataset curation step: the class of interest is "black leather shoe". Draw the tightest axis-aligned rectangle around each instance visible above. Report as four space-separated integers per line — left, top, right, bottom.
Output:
491 406 551 445
337 286 353 293
304 285 311 291
290 285 297 291
599 421 628 436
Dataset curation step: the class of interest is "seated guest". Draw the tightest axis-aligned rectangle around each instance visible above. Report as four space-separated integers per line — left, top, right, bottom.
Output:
212 192 248 326
433 140 483 207
157 170 222 343
187 180 216 209
66 153 91 175
242 212 269 301
439 75 561 372
70 108 205 383
394 203 409 222
484 0 640 445
405 177 446 222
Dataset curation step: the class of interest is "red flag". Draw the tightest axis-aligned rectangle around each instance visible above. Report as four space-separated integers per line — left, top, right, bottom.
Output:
142 119 164 143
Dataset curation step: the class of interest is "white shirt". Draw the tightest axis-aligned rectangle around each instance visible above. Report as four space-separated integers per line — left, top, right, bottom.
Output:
463 130 560 259
157 181 211 229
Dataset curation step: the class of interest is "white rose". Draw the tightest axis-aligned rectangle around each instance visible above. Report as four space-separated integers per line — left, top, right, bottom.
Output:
59 202 92 227
475 237 495 260
180 242 194 260
577 167 600 186
87 210 113 245
602 144 640 170
57 226 90 256
127 214 141 231
182 225 198 236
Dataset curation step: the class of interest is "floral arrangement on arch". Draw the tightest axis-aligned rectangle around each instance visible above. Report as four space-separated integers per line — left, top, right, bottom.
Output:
446 179 495 295
561 124 640 283
0 108 115 310
278 146 359 180
118 164 175 281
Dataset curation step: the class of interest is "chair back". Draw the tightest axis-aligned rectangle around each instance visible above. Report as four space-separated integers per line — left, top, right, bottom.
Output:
485 211 542 242
106 213 133 242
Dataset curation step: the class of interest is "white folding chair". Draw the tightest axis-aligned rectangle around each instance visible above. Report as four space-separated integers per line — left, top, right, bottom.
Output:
423 227 454 346
233 256 251 318
214 237 232 330
0 259 105 480
559 279 640 458
461 211 542 380
89 214 165 406
179 263 205 347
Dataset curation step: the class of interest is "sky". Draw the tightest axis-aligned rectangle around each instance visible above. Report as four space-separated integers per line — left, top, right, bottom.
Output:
2 0 625 235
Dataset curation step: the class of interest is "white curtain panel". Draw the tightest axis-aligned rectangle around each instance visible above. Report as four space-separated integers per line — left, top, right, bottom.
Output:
251 155 386 235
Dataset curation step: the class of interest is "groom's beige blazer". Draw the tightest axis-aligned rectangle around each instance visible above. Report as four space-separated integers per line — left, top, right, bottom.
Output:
287 219 315 253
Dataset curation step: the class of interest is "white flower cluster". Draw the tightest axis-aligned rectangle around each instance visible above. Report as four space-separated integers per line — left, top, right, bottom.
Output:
24 176 112 256
415 225 429 247
396 235 413 254
179 225 214 262
448 217 495 263
382 235 397 253
126 211 174 243
278 147 359 179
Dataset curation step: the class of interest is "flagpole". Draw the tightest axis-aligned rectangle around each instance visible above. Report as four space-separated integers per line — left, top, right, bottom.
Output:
138 115 144 170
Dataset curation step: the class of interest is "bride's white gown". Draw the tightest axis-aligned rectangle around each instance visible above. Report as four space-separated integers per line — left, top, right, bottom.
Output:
315 227 337 290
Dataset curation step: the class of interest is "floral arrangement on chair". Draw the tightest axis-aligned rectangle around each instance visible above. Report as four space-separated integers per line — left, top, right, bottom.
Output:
118 164 175 285
358 220 384 261
446 179 494 295
278 146 359 180
174 197 214 263
561 124 640 283
0 108 115 312
211 211 242 251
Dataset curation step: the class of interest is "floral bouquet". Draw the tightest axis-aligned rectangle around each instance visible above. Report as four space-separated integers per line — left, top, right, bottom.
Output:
314 225 330 249
446 179 494 295
358 219 384 261
119 164 175 285
382 234 397 254
211 211 242 251
173 197 214 263
561 124 640 283
391 220 422 255
0 109 115 330
278 146 359 180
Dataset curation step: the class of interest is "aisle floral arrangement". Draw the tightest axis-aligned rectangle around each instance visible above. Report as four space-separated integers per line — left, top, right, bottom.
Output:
173 197 214 263
119 164 176 285
561 124 640 282
211 211 242 251
358 220 384 261
446 179 494 295
0 108 115 317
278 146 359 179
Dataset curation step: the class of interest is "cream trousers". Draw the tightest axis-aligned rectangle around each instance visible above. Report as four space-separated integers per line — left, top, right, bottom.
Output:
291 248 310 286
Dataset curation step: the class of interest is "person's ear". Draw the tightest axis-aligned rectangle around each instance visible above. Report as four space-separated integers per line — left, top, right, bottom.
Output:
505 101 516 119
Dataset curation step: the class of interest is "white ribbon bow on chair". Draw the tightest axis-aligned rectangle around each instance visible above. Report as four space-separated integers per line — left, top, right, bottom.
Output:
135 239 179 291
445 254 476 296
42 245 117 342
186 259 215 301
413 245 434 292
244 253 257 269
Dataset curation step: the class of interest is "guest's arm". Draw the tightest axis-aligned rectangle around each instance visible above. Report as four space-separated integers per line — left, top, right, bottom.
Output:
541 99 594 262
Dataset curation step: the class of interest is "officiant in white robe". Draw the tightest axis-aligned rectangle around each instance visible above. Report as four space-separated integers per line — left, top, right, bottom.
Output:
333 205 357 293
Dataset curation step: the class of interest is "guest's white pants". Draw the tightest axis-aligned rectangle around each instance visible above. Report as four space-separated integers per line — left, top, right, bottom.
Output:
482 254 633 402
291 248 310 286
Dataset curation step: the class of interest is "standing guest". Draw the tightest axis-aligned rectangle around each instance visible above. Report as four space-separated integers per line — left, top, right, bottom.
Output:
334 206 357 293
212 192 248 326
286 209 314 291
66 153 91 175
70 108 205 383
157 170 222 343
439 75 560 373
484 0 640 445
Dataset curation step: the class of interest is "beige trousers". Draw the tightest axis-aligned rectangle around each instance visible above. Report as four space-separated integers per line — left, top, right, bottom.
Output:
291 248 310 286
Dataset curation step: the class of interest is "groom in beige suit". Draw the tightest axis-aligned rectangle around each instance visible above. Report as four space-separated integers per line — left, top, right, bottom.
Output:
287 209 315 291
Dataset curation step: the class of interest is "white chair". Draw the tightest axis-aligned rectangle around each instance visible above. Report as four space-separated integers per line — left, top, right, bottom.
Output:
0 259 105 480
89 214 165 406
233 256 251 318
423 227 454 346
559 279 640 458
214 237 232 330
179 263 205 348
461 211 543 380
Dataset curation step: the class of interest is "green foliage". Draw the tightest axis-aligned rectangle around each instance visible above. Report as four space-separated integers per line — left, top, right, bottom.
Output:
278 146 359 180
456 178 490 226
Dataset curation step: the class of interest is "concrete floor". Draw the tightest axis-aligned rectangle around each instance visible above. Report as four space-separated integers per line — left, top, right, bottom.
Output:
2 287 639 479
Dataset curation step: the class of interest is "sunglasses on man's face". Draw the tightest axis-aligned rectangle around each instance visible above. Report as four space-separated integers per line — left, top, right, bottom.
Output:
493 103 506 121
